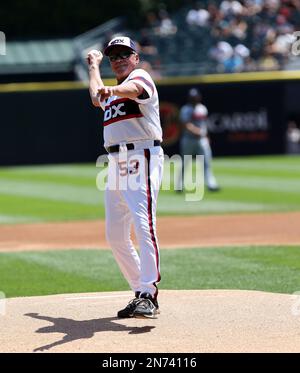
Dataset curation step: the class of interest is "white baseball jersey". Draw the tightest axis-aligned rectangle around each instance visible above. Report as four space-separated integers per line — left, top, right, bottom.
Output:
98 67 164 300
99 68 162 147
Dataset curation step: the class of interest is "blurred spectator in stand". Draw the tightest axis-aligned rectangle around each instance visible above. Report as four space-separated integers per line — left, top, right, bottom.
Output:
271 22 295 67
243 0 264 16
223 49 244 72
276 13 294 33
252 20 276 43
208 1 224 27
251 22 276 59
229 16 248 40
224 44 250 72
186 1 210 27
256 47 280 70
144 11 160 29
286 121 300 154
260 0 280 23
243 55 258 71
155 9 177 36
209 41 233 70
236 44 257 71
220 0 245 18
210 40 253 72
282 0 300 26
235 43 251 59
137 29 158 56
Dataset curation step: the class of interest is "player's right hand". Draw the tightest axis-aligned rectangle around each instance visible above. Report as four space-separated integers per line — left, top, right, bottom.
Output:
97 86 115 101
86 50 103 66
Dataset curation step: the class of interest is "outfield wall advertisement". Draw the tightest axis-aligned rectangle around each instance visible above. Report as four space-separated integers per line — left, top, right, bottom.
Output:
157 81 285 157
0 77 296 165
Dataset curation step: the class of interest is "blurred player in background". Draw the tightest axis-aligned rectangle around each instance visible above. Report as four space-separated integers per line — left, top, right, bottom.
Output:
177 88 220 192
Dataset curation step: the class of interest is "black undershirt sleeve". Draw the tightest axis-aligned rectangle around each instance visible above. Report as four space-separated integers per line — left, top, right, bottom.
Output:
138 88 150 100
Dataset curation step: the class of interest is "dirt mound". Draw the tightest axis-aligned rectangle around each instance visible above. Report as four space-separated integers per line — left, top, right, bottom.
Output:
1 290 300 352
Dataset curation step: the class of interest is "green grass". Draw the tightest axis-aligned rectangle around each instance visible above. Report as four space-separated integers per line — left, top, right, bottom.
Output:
1 246 300 298
0 155 299 223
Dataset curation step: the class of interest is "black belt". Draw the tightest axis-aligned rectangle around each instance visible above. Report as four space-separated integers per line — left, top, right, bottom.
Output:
106 140 161 153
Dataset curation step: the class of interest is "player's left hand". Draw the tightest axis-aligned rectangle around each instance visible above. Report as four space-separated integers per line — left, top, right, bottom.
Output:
98 86 115 101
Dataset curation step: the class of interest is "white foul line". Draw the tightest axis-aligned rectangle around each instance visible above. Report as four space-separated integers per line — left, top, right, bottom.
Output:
66 293 131 301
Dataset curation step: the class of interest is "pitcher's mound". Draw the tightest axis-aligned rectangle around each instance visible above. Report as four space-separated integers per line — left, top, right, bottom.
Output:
1 290 300 352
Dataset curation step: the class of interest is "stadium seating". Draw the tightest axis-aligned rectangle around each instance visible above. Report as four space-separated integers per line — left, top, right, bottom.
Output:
1 1 299 82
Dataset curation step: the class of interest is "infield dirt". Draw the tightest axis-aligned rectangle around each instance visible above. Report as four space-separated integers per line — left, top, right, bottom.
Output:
0 212 299 252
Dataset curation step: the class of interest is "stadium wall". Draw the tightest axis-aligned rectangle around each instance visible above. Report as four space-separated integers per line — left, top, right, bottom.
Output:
0 71 299 165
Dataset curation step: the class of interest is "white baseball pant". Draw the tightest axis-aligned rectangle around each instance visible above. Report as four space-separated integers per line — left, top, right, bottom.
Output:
105 145 164 299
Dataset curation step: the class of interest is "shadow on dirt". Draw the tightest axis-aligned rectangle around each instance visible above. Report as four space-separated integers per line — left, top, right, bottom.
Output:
25 312 155 352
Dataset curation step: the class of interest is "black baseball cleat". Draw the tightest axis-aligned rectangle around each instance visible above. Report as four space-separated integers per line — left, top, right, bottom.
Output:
133 292 159 319
117 292 141 318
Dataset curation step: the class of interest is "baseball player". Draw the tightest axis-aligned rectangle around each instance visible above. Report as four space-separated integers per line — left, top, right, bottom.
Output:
177 88 220 192
87 36 163 318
